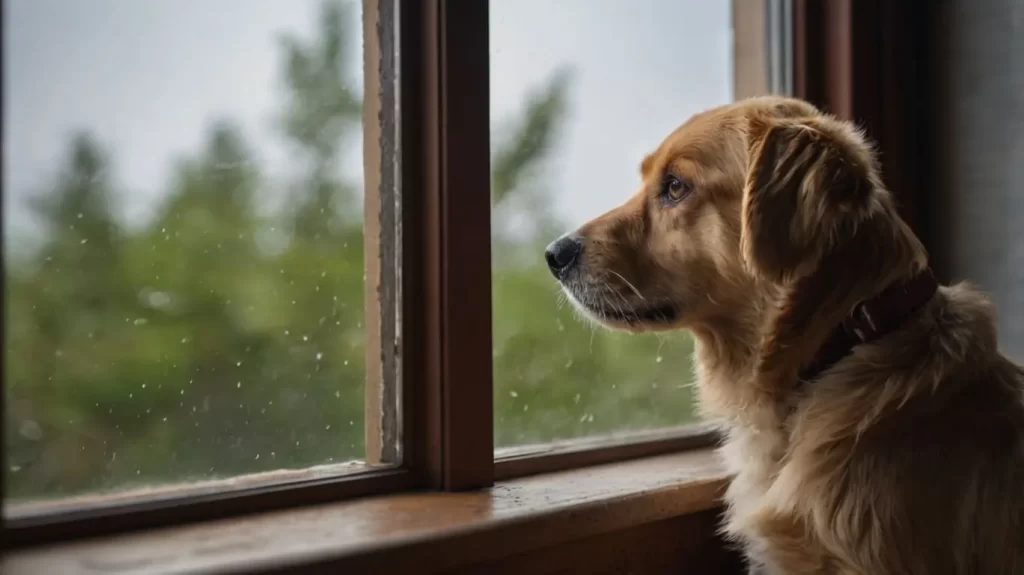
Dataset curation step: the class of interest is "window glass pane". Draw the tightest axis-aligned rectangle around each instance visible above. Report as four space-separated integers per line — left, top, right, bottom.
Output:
3 0 398 509
490 0 774 449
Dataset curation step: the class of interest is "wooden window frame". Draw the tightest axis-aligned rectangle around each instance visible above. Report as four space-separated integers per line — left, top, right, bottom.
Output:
4 2 932 570
405 0 494 492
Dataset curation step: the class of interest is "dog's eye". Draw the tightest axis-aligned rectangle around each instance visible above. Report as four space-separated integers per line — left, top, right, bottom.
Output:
660 175 691 203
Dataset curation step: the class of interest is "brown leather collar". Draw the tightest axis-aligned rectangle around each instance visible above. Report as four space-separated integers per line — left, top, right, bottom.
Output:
799 269 939 381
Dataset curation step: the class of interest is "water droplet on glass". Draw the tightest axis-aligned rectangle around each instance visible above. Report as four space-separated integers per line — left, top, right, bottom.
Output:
284 330 291 336
255 454 260 460
10 465 22 473
523 404 529 411
325 424 331 430
509 390 518 398
302 335 309 342
335 391 341 398
573 393 581 404
162 417 167 422
76 213 84 219
80 238 88 245
651 382 659 389
18 420 43 441
133 318 148 326
236 381 242 388
655 356 663 363
316 352 324 361
343 360 349 366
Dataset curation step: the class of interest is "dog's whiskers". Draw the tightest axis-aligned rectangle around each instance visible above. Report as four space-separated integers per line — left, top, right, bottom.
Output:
599 286 639 323
608 270 645 301
599 281 630 311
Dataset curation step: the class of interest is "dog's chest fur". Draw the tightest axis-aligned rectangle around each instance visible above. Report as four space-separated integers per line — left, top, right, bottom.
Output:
694 344 791 564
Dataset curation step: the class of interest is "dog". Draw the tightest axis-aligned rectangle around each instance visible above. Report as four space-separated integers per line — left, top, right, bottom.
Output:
544 96 1024 574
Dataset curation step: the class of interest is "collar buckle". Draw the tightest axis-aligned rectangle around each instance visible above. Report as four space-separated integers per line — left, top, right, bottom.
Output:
843 302 878 343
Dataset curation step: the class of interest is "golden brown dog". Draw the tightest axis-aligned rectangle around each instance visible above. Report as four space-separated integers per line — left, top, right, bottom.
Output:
544 96 1024 574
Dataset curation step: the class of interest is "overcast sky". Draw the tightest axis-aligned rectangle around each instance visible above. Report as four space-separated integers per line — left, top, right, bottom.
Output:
3 0 733 244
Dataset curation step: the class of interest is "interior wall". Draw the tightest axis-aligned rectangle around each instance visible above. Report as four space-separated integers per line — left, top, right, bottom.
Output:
932 0 1024 359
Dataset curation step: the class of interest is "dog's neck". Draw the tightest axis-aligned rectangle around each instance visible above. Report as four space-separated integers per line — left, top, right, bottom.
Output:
689 283 774 426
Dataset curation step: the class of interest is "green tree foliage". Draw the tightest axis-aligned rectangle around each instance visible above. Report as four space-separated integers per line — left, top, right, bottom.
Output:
4 0 697 501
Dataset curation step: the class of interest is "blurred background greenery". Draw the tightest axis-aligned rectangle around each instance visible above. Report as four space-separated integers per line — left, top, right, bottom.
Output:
3 0 696 502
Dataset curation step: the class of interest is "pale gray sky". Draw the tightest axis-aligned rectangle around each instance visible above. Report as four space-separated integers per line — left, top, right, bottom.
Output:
3 0 733 243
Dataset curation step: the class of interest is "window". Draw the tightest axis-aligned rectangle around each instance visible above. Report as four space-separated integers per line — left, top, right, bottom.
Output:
3 0 402 515
489 0 778 454
4 0 820 560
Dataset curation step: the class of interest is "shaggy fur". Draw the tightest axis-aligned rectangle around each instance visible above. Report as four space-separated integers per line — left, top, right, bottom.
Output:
548 96 1024 574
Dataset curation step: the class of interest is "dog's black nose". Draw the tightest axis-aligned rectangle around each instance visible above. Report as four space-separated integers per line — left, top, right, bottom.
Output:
545 235 582 278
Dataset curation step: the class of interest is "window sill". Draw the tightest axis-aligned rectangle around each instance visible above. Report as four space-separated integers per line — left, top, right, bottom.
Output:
3 449 729 574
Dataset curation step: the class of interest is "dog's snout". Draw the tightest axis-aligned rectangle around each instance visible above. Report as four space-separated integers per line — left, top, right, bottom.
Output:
545 235 583 279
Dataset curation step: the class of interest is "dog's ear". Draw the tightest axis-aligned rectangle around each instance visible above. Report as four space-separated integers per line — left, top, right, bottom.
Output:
740 115 878 283
740 113 929 392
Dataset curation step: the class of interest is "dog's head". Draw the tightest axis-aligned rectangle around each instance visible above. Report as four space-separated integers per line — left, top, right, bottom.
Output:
545 96 925 340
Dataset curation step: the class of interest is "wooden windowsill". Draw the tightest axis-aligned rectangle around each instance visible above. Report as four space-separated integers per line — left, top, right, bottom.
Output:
3 449 729 574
